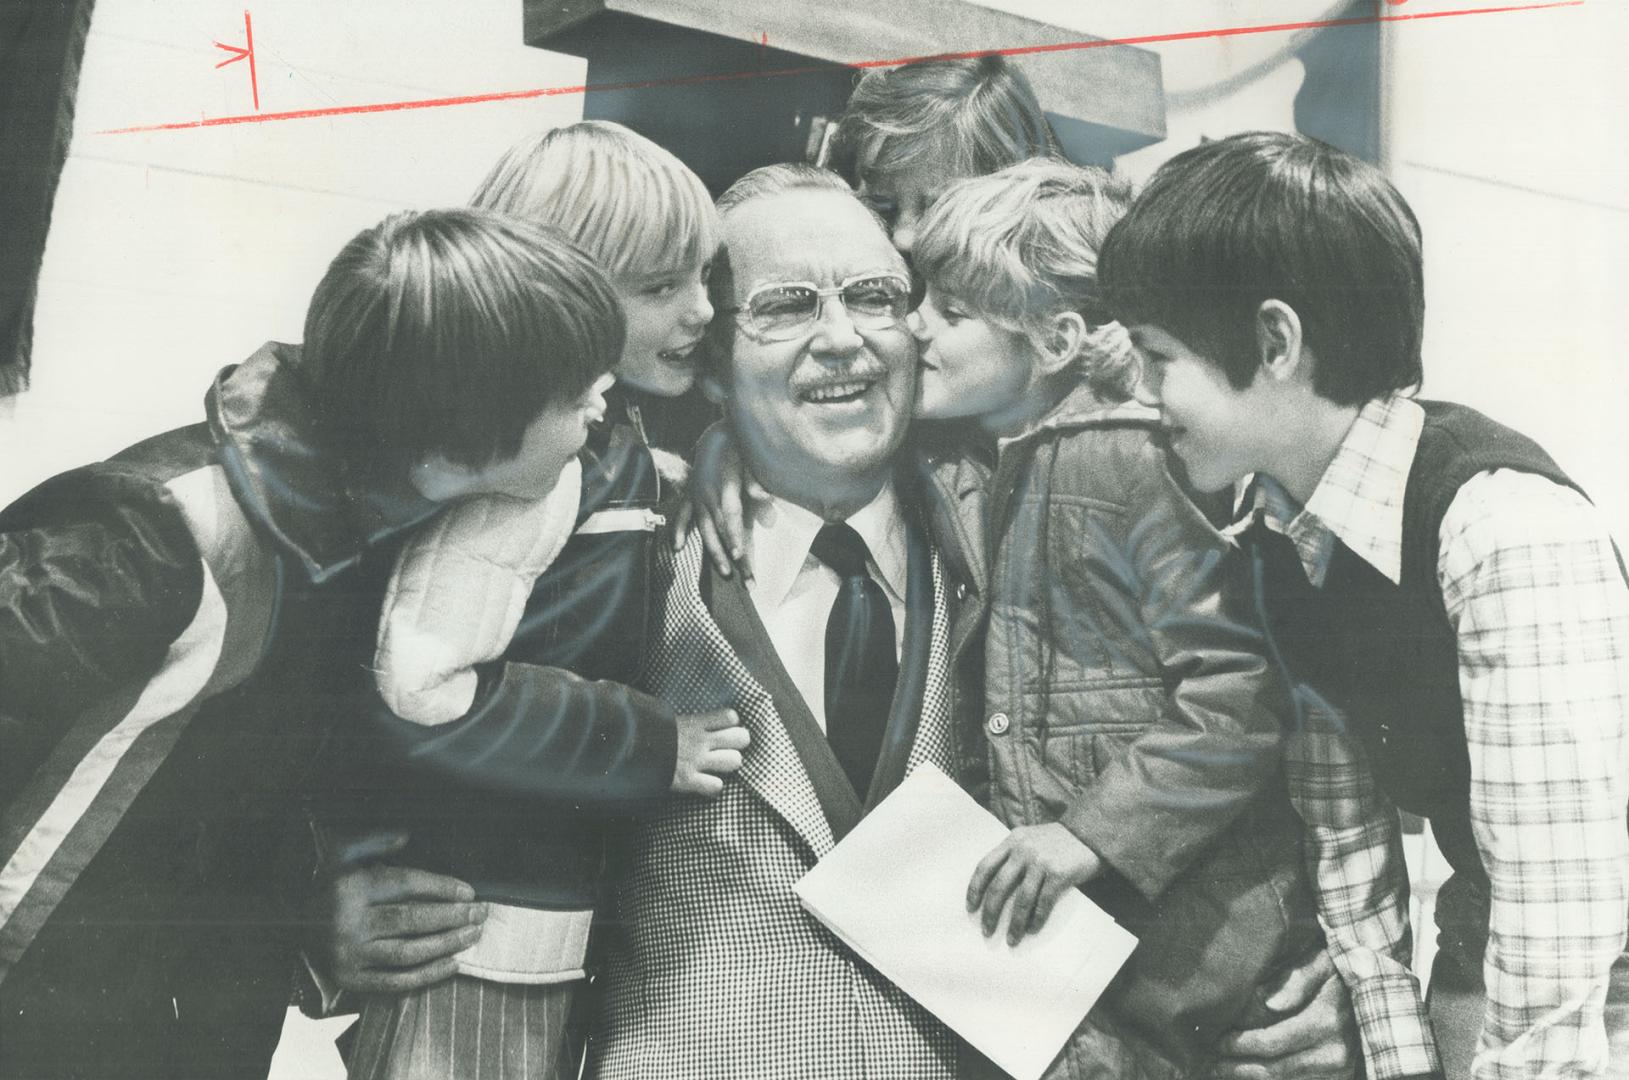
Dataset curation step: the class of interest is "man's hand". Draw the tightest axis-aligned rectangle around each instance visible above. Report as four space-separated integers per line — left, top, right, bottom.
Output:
1210 947 1360 1080
315 831 487 995
966 822 1103 944
672 707 750 797
672 422 761 580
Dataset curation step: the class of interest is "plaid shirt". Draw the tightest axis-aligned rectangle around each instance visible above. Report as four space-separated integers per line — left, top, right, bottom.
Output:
1239 394 1629 1080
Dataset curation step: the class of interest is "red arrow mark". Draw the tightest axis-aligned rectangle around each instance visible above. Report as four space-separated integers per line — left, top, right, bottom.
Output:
212 11 260 112
105 0 1581 136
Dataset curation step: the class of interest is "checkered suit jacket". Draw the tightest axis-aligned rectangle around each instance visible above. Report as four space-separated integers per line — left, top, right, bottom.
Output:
589 519 962 1080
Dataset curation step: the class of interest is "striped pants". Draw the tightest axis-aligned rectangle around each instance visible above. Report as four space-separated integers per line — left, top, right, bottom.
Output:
347 975 581 1080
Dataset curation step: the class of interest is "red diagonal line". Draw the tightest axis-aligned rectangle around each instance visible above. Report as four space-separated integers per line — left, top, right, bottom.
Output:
98 0 1584 136
213 41 249 68
245 11 260 112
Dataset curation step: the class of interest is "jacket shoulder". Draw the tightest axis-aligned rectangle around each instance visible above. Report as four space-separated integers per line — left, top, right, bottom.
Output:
1043 418 1168 502
0 431 220 780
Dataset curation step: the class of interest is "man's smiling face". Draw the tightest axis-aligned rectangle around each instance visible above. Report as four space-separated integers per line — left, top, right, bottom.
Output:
713 188 916 503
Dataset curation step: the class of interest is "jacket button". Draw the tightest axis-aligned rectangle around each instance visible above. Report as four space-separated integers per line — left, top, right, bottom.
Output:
987 712 1010 735
956 582 969 600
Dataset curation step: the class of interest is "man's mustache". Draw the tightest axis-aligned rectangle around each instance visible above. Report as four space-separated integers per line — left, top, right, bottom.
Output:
789 358 895 397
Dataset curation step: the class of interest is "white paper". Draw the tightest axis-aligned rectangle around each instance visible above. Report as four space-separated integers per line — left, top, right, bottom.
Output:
794 764 1139 1080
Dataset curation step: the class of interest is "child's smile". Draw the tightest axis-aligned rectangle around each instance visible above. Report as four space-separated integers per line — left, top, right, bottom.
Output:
1130 323 1261 494
615 261 714 397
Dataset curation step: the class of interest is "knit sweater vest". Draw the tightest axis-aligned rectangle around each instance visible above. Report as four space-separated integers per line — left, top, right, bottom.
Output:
1242 400 1591 885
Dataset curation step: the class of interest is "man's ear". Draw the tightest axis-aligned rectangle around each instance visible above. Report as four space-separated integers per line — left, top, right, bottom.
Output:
1254 299 1306 384
1033 311 1088 376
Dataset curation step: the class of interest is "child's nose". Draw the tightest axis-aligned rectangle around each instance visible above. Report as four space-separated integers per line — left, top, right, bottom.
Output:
890 200 925 255
588 372 615 419
891 220 918 256
686 279 713 327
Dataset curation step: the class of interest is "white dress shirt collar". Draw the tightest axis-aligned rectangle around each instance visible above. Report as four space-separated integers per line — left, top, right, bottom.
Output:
748 482 908 609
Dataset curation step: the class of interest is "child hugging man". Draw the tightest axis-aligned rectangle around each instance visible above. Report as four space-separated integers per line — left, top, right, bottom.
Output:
309 198 747 1077
0 206 720 1078
1100 131 1629 1080
307 121 745 1078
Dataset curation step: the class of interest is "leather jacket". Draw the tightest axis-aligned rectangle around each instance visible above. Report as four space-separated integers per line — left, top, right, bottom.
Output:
326 391 680 911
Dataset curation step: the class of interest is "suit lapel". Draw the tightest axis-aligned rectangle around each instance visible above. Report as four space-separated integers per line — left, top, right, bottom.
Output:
650 542 835 855
702 512 954 842
704 559 864 842
862 516 937 811
916 451 992 665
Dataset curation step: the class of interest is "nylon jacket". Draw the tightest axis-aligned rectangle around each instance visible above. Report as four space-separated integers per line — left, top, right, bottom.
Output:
0 342 673 1073
327 395 681 910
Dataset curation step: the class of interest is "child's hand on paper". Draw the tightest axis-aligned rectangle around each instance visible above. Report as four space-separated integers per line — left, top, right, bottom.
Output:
967 823 1103 945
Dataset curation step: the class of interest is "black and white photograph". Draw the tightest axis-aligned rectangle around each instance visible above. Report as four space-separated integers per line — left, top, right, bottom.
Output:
2 2 1626 1077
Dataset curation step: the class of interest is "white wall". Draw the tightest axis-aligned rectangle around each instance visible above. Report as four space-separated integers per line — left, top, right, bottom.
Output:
1385 1 1629 546
1 0 586 504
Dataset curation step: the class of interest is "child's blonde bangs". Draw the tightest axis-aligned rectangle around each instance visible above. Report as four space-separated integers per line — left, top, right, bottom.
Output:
589 151 720 278
914 160 1141 400
912 172 1053 333
472 121 720 281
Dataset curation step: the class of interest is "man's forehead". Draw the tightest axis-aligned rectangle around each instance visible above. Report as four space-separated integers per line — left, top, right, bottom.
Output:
724 190 902 287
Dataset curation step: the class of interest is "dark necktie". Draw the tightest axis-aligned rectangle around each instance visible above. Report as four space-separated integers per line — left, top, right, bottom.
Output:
809 522 898 797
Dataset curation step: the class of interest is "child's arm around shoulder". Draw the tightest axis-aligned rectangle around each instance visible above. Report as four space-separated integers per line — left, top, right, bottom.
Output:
374 465 581 726
1056 425 1291 901
368 462 745 808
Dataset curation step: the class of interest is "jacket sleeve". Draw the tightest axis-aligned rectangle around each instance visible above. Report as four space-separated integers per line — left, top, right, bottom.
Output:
1057 434 1289 899
367 660 679 811
0 471 204 798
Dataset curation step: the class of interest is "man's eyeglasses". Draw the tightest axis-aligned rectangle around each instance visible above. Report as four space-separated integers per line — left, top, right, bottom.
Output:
724 273 912 343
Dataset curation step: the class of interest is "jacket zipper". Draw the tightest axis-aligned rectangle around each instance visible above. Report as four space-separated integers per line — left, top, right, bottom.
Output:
576 507 666 535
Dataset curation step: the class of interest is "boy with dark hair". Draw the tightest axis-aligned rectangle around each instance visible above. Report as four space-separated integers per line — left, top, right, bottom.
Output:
1100 130 1629 1079
0 207 710 1078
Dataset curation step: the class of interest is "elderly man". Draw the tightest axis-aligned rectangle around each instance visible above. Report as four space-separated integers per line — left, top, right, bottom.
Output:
317 163 987 1077
585 163 984 1077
